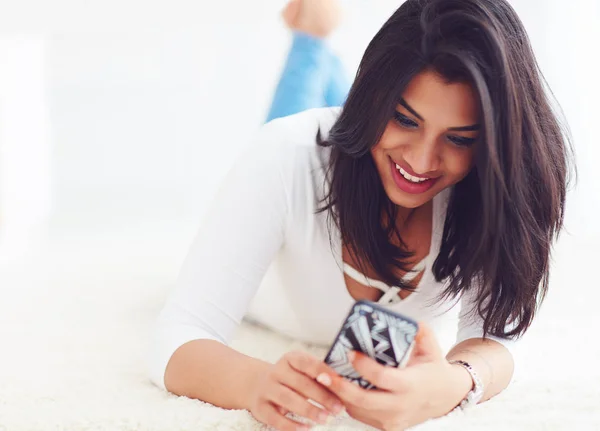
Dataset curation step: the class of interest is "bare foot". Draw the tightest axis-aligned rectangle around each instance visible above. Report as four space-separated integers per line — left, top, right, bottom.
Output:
282 0 342 38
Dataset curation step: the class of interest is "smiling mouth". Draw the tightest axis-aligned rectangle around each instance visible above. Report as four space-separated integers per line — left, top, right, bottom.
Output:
394 163 431 183
389 158 440 195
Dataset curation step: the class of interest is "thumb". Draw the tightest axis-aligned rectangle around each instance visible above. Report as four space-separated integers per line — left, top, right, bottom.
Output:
407 322 443 366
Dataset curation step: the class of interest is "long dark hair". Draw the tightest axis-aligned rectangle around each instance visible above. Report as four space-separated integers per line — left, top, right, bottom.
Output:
319 0 573 339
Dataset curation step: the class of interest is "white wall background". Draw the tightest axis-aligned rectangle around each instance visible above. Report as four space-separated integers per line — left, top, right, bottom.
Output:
0 0 597 237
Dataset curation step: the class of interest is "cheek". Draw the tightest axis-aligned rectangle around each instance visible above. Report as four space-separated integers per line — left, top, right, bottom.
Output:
370 146 389 182
444 148 475 180
370 126 396 164
374 122 405 151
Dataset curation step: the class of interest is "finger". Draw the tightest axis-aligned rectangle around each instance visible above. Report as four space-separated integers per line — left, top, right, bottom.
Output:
276 405 289 416
348 351 409 392
286 351 337 381
268 384 332 425
261 402 309 431
315 370 393 410
279 362 344 415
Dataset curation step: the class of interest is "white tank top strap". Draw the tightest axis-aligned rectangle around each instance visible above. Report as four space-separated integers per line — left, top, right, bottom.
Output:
342 263 392 293
342 256 428 304
401 257 427 282
378 286 403 304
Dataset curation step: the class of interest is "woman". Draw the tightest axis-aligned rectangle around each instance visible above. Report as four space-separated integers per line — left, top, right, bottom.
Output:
149 1 571 430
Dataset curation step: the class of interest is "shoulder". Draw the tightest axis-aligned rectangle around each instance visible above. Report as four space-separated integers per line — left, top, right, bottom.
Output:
256 107 340 149
243 107 341 174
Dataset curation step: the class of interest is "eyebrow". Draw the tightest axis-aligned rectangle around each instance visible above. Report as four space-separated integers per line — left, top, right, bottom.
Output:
399 98 480 132
399 98 423 121
448 124 480 132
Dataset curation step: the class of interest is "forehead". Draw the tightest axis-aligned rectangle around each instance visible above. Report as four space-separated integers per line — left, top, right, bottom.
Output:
401 70 480 124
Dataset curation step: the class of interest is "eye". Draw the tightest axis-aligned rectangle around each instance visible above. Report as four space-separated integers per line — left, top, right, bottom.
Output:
393 111 419 129
447 135 477 148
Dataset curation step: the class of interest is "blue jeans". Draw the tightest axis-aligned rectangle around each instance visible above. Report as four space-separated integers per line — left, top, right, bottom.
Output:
266 32 351 123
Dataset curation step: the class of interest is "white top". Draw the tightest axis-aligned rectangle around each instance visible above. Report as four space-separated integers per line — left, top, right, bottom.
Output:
148 107 514 390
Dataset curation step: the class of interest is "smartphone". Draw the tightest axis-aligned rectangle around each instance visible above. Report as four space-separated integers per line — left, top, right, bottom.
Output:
323 300 419 390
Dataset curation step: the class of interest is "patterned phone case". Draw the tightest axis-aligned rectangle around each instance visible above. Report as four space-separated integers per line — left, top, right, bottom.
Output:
323 300 419 389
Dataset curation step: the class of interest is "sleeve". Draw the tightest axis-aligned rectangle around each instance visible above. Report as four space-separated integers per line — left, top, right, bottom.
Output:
147 121 292 390
455 285 517 355
265 32 329 122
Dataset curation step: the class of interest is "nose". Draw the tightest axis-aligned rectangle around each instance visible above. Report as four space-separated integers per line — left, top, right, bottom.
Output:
403 136 441 175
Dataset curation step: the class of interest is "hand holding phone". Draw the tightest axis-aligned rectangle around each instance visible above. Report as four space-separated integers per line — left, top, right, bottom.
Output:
324 300 419 389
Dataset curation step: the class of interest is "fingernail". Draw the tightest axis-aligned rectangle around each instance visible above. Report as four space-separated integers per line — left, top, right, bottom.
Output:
347 351 356 362
316 373 332 386
317 411 329 424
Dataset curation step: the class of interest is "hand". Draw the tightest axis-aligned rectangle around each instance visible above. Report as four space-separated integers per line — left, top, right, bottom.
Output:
281 0 343 38
315 323 471 431
247 350 345 431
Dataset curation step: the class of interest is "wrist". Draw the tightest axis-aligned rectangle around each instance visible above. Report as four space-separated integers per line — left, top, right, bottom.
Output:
241 358 272 410
448 359 486 411
447 361 475 406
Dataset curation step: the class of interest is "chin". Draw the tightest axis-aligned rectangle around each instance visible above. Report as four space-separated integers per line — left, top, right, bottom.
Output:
383 178 442 209
388 193 431 209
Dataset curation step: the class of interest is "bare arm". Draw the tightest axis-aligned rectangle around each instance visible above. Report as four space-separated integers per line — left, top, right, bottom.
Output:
450 280 516 403
446 337 514 403
164 339 344 431
164 339 270 410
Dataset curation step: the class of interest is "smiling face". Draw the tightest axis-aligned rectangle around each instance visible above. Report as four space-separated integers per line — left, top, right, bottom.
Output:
371 69 480 209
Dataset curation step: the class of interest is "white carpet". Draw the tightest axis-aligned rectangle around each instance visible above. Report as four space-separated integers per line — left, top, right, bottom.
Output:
0 222 599 431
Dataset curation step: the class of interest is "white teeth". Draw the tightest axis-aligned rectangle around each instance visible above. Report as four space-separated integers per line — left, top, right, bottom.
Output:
395 164 429 183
